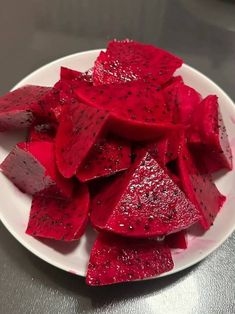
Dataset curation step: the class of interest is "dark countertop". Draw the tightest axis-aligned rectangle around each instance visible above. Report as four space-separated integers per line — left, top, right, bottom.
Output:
0 1 235 313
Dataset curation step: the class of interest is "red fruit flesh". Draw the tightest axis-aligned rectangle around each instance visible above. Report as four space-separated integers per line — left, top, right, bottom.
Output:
28 123 56 142
36 67 92 123
86 233 174 286
146 137 169 167
0 85 51 131
1 141 73 197
91 151 200 237
165 230 187 249
162 75 184 89
93 40 182 86
178 140 226 229
76 136 131 182
166 131 183 162
60 66 93 83
55 101 109 178
177 84 201 124
75 80 180 141
163 82 201 124
26 184 89 241
190 95 232 173
47 68 93 123
146 131 182 167
36 81 65 122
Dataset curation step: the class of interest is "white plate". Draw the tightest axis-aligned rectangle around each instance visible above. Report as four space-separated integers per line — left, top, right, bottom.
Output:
0 49 235 279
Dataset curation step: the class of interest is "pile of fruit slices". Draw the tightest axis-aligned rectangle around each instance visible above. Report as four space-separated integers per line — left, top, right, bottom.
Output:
0 40 232 286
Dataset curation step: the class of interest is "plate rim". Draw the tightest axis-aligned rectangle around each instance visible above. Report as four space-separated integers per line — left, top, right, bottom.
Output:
0 48 235 279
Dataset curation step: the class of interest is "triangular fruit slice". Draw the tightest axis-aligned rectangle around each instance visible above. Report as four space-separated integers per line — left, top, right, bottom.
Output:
0 85 51 131
75 80 179 141
35 68 92 123
76 135 131 182
163 82 201 124
146 137 169 167
190 95 232 173
146 131 182 167
178 139 226 230
93 40 182 85
0 141 73 197
60 66 93 83
91 151 200 237
35 80 77 123
165 230 187 249
162 75 184 89
26 184 89 241
55 101 109 178
176 84 201 124
34 83 61 121
86 232 174 286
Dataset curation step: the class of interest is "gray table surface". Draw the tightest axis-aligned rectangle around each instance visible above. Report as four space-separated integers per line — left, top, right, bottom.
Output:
0 1 235 313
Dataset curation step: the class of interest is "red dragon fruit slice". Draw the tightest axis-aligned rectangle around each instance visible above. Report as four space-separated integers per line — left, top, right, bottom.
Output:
76 135 131 182
60 66 93 83
43 68 93 122
178 139 226 230
75 80 179 141
28 123 57 142
0 85 51 131
190 95 232 173
36 67 91 123
55 101 109 178
163 81 182 124
163 82 201 124
177 84 202 124
165 230 187 249
166 131 183 162
35 81 65 122
93 40 182 86
146 137 169 167
162 75 184 89
91 151 200 237
24 79 71 123
86 232 174 286
58 67 93 114
1 141 73 197
146 131 182 167
26 184 89 241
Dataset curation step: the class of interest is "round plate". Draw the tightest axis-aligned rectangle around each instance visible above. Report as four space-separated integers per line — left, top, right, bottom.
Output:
0 50 235 278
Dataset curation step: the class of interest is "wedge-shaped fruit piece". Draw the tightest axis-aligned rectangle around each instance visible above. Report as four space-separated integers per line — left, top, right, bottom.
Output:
190 95 232 173
55 101 109 178
176 84 201 124
163 82 201 124
75 80 179 141
1 141 73 197
165 230 187 249
91 151 200 237
35 67 92 123
60 66 93 82
76 135 131 182
0 85 51 131
93 40 182 85
146 131 182 167
26 184 89 241
162 75 184 89
54 67 93 121
35 80 72 122
86 233 174 286
178 140 226 229
146 137 169 167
